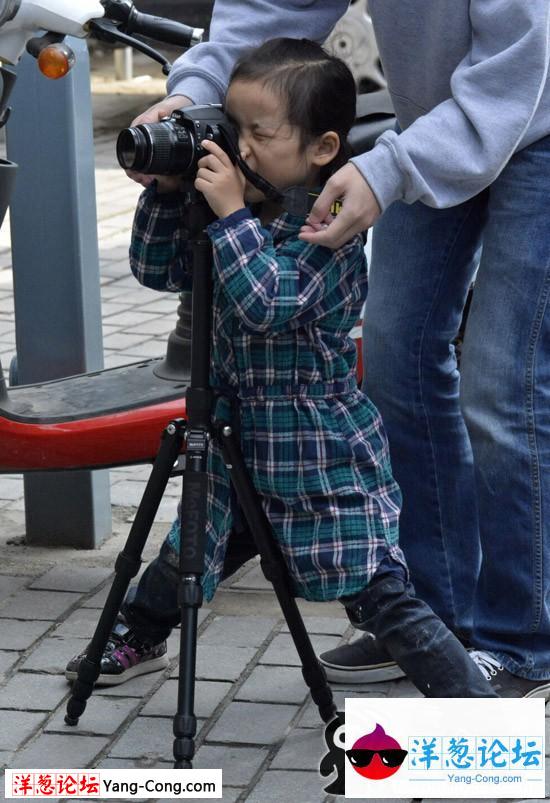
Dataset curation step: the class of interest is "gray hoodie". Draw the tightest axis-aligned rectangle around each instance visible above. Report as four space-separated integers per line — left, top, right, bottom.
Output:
167 0 550 210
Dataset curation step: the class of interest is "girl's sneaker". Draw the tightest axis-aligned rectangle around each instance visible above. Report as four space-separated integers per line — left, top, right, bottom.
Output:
65 617 168 686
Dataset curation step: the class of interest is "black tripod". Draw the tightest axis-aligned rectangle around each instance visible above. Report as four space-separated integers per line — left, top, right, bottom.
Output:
64 188 336 767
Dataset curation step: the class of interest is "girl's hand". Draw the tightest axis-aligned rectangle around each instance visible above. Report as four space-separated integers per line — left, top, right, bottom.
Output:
194 139 246 219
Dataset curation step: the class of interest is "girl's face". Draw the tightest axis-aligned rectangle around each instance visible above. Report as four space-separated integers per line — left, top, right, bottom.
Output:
224 79 339 204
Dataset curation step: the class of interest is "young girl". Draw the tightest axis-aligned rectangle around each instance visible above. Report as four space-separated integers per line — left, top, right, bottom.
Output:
67 38 494 697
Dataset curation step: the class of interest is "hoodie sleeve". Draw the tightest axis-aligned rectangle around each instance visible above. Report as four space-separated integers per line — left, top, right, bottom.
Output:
353 0 550 210
166 0 349 103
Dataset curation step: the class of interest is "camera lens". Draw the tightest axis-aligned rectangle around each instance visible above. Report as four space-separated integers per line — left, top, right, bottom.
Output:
116 127 148 171
116 120 195 176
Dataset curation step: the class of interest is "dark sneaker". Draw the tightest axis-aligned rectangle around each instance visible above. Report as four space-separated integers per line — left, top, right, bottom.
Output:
319 632 406 684
470 651 550 698
65 617 168 686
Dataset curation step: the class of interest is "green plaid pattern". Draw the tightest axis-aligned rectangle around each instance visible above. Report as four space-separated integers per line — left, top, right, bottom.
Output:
130 186 404 602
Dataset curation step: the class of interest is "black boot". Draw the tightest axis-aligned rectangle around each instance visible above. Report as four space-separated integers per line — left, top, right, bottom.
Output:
344 575 498 697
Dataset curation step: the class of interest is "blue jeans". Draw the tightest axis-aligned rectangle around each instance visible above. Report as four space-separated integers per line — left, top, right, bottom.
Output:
363 134 550 679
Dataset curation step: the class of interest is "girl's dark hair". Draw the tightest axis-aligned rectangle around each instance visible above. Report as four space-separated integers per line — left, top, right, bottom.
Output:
229 38 356 183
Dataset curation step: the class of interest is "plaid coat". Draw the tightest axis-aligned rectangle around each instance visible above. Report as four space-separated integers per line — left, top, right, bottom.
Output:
130 185 404 602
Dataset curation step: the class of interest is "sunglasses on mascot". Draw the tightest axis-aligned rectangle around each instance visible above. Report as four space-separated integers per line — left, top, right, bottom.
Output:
346 748 408 768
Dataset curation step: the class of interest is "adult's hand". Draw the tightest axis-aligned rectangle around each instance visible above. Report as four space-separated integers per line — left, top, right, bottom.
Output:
126 94 193 187
299 162 381 249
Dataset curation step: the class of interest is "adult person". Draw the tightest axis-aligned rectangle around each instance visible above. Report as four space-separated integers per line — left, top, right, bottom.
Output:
129 0 550 697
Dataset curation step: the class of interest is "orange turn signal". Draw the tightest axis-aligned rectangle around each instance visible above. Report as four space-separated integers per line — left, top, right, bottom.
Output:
38 44 75 80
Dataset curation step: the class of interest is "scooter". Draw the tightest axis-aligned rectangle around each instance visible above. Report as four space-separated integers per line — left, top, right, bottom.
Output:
0 0 395 476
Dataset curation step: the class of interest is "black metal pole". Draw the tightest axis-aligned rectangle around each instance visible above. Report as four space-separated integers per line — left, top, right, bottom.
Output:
219 424 336 724
172 191 215 768
65 420 186 726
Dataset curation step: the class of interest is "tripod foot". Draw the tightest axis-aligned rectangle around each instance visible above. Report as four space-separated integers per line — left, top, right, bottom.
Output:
64 714 79 727
302 663 336 723
174 760 192 769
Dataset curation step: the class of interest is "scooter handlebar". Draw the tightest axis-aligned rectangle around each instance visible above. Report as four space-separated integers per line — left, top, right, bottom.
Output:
129 11 202 48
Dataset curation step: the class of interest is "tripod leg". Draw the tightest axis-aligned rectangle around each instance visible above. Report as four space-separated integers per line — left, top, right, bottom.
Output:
65 419 186 726
218 424 336 724
172 425 209 769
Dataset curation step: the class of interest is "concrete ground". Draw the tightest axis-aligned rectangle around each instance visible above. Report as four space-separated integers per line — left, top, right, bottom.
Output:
0 54 548 803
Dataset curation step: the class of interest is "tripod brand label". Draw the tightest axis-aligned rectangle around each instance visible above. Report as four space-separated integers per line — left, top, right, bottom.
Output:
181 475 208 564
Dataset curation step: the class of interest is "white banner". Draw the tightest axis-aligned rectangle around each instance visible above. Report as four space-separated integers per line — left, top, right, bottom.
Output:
343 698 545 798
5 768 222 798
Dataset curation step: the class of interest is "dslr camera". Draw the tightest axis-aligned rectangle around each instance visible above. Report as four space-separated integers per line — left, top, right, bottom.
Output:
116 104 238 176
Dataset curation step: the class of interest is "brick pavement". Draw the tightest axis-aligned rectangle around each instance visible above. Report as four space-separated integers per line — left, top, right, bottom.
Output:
0 85 548 803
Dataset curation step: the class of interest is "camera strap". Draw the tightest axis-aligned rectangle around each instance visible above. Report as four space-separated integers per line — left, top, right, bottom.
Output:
234 153 342 218
221 125 342 219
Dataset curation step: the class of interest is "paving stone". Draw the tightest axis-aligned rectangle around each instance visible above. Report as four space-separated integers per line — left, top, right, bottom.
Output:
206 701 297 745
0 619 52 650
104 353 143 369
103 332 148 351
139 298 181 314
0 649 21 676
119 340 168 360
0 710 47 750
232 562 271 591
0 590 81 620
281 615 349 636
0 750 14 768
0 574 30 601
246 770 324 802
164 791 240 803
298 686 390 729
171 645 256 682
109 715 203 763
259 634 341 667
270 728 325 770
331 798 412 803
80 585 112 608
199 615 277 648
99 757 172 769
106 311 160 328
142 679 231 719
110 481 151 507
193 744 268 787
235 665 308 705
29 567 112 593
20 637 89 674
387 677 423 698
298 695 345 729
11 733 109 769
0 672 69 710
46 695 137 736
163 790 240 803
0 478 24 500
130 318 175 336
53 607 115 639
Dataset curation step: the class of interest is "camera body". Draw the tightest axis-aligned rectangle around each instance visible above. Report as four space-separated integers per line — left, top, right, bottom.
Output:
116 104 237 177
